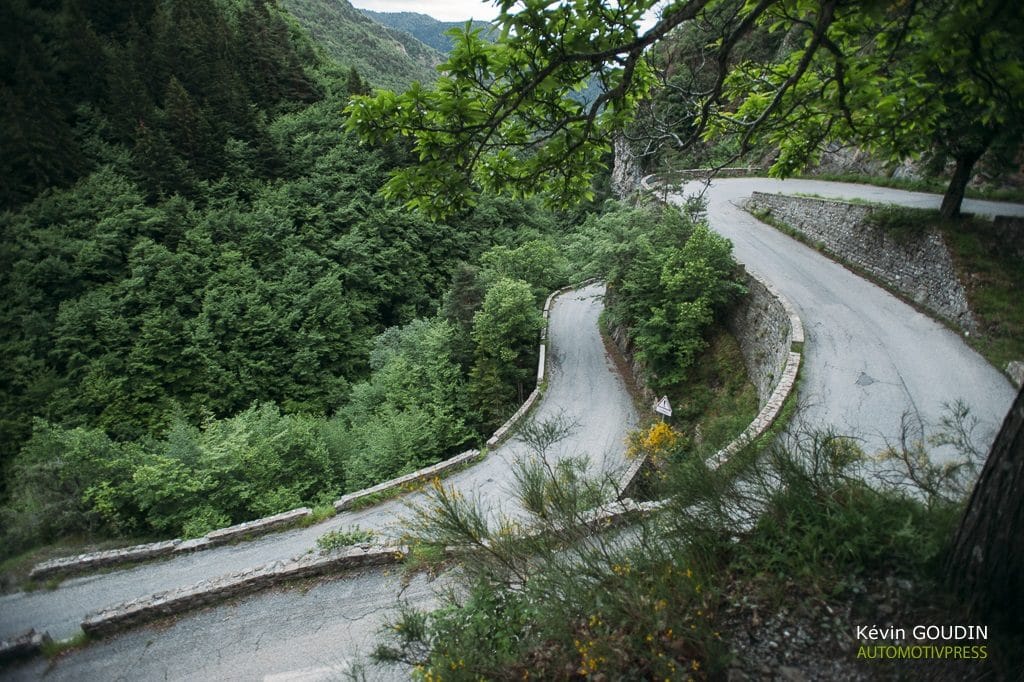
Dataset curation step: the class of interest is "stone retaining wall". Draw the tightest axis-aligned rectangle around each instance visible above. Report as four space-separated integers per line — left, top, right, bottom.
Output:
706 270 803 468
614 181 805 496
746 191 977 330
727 272 803 404
609 269 801 413
613 266 803 495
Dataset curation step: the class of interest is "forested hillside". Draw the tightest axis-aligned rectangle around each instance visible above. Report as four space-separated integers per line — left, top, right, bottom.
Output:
281 0 443 89
359 10 478 53
0 0 584 553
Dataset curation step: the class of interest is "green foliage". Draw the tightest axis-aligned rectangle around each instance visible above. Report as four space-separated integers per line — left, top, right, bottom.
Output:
709 0 1024 216
346 0 665 217
1 405 341 548
0 0 585 561
664 426 968 600
40 631 91 660
0 421 139 548
469 279 545 429
944 220 1024 369
665 327 759 458
376 415 977 679
0 0 321 210
345 0 1023 220
571 202 746 389
281 0 443 91
316 526 375 552
340 318 473 491
478 239 571 303
375 418 718 679
736 446 958 600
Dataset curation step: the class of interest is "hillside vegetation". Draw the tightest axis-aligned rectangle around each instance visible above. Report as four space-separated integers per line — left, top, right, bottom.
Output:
359 10 469 53
282 0 443 89
0 0 755 566
0 0 572 554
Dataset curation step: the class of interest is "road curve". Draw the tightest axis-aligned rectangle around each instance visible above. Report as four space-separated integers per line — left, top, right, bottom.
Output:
5 180 1021 679
0 282 638 667
679 178 1020 459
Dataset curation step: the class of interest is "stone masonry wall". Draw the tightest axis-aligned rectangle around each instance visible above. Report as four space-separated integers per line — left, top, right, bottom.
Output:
726 272 798 404
746 192 977 330
613 267 803 494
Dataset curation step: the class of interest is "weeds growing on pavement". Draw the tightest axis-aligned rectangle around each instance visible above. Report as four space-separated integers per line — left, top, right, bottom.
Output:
316 526 375 553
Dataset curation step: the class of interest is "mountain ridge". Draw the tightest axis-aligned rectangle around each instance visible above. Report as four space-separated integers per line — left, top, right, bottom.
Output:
359 9 468 53
281 0 444 88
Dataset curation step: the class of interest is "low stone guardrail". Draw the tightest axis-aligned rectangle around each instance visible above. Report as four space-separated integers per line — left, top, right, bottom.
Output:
339 279 598 501
80 544 409 639
706 349 801 470
486 390 542 447
0 629 52 664
333 449 481 511
78 497 664 641
28 540 182 582
616 278 802 493
28 508 312 582
673 167 763 180
640 170 763 191
203 507 312 546
705 270 803 470
484 278 599 448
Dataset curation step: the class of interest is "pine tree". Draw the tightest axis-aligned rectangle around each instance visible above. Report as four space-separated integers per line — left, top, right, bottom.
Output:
345 66 371 96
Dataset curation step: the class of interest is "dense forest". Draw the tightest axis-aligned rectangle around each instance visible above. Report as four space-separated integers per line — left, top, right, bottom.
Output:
0 0 746 560
0 0 576 551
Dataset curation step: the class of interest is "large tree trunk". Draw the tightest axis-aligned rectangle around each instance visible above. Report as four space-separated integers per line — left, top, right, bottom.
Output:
946 386 1024 632
938 151 981 220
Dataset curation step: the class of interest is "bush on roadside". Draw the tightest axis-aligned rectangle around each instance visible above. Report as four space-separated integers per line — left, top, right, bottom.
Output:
372 412 976 680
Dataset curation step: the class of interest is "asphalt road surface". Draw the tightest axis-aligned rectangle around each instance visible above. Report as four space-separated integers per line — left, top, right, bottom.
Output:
680 178 1020 460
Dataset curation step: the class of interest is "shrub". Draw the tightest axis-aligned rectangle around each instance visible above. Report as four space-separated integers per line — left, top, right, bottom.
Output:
316 526 375 553
571 202 746 389
374 414 978 679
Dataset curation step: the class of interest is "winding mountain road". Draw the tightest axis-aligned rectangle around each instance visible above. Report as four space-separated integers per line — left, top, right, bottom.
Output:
2 283 638 679
4 179 1022 680
683 178 1021 459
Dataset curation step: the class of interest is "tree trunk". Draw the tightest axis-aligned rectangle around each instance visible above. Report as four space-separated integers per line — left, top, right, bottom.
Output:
946 386 1024 633
939 152 980 220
